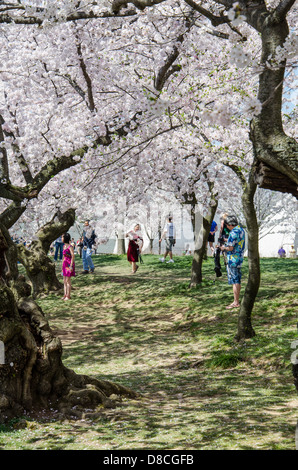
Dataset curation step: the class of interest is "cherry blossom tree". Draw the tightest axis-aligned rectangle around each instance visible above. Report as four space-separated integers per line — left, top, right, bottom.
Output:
1 0 295 193
0 0 297 420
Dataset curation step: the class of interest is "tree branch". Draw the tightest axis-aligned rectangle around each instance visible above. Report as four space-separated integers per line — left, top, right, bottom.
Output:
274 0 297 21
0 115 9 183
0 7 137 24
0 201 26 229
0 150 83 202
112 0 165 14
36 207 76 252
224 161 247 187
184 0 229 26
75 31 96 112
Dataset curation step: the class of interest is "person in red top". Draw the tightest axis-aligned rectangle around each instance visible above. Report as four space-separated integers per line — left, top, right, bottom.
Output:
126 224 143 274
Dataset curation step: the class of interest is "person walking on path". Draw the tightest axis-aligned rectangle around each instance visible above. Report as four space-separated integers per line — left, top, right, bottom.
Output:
77 237 83 258
220 215 245 309
159 216 176 263
54 236 64 262
126 224 143 274
62 232 75 300
81 220 96 274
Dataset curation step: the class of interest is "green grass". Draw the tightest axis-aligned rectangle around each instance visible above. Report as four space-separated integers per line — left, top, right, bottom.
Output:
0 254 297 450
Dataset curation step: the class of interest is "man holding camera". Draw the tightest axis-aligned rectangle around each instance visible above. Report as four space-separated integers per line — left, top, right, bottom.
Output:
220 215 245 309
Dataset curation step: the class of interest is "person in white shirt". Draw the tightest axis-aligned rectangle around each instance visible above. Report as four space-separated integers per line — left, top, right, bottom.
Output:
159 217 176 263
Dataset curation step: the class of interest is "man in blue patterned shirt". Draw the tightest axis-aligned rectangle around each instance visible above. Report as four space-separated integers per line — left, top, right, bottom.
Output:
220 215 245 309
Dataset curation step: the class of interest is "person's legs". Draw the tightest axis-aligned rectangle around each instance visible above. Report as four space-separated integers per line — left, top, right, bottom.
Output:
226 266 241 308
160 249 169 262
86 248 94 271
63 277 71 299
232 283 241 306
82 248 89 271
63 277 67 299
64 277 71 300
207 234 214 254
166 250 174 262
166 239 174 262
129 261 138 273
132 261 138 273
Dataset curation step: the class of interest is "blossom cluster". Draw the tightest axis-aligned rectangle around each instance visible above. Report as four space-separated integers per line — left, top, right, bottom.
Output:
0 0 296 239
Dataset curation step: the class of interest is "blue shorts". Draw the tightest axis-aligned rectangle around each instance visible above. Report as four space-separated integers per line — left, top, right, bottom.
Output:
227 265 242 285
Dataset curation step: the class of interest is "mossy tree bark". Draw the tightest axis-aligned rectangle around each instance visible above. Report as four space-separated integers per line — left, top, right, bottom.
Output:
248 2 298 196
237 170 259 341
16 208 76 297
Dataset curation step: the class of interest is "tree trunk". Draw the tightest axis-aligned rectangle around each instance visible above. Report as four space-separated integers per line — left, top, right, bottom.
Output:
17 246 62 297
17 208 76 297
117 236 126 255
158 219 162 255
292 328 298 449
254 161 298 199
235 170 259 341
250 11 298 197
189 186 218 287
0 229 136 423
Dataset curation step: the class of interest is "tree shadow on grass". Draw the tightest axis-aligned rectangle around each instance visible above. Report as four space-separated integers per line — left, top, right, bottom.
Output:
32 256 298 449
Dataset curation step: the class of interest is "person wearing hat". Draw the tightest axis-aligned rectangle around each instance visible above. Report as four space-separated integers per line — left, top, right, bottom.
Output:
220 215 245 309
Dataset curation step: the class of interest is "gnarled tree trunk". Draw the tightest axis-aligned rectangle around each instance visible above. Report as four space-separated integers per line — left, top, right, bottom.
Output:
248 4 298 197
17 208 76 297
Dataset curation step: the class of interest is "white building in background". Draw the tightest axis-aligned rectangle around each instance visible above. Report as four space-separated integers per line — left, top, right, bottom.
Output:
71 199 297 258
259 233 297 258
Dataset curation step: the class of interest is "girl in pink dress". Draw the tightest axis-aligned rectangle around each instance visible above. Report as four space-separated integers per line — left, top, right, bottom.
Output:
62 232 75 300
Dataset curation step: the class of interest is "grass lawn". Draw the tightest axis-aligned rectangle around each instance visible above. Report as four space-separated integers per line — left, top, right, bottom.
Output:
0 254 297 450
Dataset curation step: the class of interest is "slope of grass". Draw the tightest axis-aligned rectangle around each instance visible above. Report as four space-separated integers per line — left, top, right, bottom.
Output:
1 255 297 450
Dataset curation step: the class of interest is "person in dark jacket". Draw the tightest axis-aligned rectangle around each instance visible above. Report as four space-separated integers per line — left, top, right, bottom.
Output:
81 220 96 274
54 235 64 261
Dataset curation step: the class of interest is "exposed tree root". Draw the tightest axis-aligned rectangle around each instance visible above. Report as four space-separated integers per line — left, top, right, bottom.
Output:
0 283 138 424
